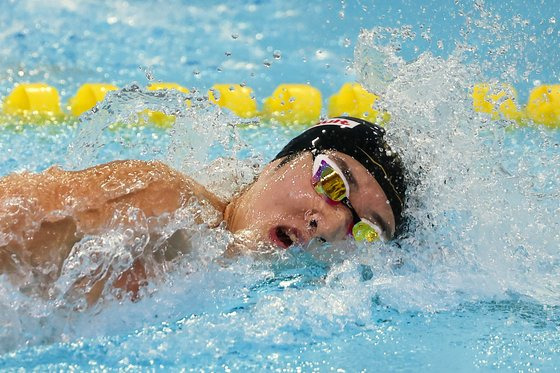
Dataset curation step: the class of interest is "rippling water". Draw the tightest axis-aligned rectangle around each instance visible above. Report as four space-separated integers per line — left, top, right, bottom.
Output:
1 0 559 370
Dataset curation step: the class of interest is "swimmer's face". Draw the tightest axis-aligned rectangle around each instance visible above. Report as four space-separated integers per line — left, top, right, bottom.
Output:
225 151 396 249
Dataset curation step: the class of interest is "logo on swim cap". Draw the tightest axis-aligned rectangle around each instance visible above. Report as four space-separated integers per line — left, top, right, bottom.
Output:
317 118 362 128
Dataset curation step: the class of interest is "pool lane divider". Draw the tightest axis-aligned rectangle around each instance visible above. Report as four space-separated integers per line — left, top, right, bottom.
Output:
2 83 65 123
1 82 559 128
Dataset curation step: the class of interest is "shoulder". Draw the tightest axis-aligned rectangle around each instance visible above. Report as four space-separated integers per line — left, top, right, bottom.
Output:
78 160 227 212
79 159 183 179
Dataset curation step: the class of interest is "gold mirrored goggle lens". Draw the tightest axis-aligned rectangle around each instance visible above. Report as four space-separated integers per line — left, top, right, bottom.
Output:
312 157 385 244
352 221 381 242
316 166 347 202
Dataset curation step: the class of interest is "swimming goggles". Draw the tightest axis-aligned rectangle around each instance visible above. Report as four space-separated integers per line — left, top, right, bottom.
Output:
311 154 384 243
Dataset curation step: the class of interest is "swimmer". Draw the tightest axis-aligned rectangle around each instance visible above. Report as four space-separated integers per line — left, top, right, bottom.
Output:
0 117 406 303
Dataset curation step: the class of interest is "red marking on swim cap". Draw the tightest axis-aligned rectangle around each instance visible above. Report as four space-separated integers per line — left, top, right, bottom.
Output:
317 118 361 128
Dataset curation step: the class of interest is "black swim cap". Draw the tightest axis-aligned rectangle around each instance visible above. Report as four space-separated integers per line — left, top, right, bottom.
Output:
273 116 407 233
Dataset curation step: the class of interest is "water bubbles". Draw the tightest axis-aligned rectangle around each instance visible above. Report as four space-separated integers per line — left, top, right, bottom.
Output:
192 69 201 78
225 51 232 57
549 17 556 24
421 27 432 41
139 66 154 81
263 59 271 68
106 16 118 25
315 49 328 60
343 38 351 47
338 10 345 20
547 27 554 35
273 50 281 60
209 88 220 103
354 29 405 93
437 40 444 49
400 25 416 40
255 33 263 40
231 33 239 40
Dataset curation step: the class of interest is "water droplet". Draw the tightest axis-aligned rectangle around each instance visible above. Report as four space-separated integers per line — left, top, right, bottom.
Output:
550 17 556 24
193 69 201 78
343 38 351 47
255 33 263 40
437 40 444 49
210 88 220 100
263 59 271 68
315 49 328 60
225 51 232 57
231 33 239 39
273 50 281 60
338 10 345 19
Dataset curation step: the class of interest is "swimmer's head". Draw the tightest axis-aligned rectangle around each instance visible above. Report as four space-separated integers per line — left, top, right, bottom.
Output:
273 117 407 231
225 117 407 250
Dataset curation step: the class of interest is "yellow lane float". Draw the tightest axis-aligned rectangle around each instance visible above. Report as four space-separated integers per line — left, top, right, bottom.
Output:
3 83 63 119
328 82 390 125
2 81 560 129
526 85 560 128
261 84 322 125
472 83 524 123
144 82 191 127
68 83 118 116
208 84 258 118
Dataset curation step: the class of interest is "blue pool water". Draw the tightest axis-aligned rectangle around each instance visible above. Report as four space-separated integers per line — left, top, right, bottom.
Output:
1 1 560 371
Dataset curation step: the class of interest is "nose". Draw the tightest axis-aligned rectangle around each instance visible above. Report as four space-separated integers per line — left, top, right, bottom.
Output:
305 203 352 242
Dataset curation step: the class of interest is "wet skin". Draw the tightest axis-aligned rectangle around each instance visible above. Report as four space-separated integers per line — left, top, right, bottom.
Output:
0 160 226 304
0 152 394 303
224 150 395 248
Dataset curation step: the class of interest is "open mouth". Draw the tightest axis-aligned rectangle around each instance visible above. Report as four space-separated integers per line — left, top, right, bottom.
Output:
269 226 302 249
